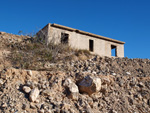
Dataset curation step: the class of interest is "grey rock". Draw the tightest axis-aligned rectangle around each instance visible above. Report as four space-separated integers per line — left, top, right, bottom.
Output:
42 89 51 96
78 76 101 95
22 103 28 110
30 103 36 109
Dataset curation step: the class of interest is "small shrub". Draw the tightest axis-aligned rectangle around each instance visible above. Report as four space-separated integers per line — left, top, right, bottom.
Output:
75 49 91 57
8 34 92 70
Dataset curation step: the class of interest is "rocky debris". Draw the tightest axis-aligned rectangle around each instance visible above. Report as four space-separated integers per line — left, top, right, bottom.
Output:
78 75 101 95
64 78 79 100
29 88 40 102
0 61 150 112
0 33 150 112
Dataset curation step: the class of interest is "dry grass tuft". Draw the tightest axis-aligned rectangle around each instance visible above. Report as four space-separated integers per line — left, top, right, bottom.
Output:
5 36 92 70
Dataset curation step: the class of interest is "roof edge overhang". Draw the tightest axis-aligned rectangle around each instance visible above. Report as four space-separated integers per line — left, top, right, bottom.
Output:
50 23 125 44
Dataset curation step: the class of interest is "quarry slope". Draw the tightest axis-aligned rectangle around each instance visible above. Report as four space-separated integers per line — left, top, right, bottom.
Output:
0 32 150 113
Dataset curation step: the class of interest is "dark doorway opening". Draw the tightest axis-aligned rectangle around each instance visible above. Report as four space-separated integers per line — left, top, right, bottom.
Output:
89 39 94 52
111 45 117 56
61 33 69 44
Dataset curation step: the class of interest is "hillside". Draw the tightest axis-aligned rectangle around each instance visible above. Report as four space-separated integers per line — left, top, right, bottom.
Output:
0 32 150 113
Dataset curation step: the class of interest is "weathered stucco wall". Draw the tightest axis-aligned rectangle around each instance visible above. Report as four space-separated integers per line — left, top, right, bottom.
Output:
105 41 124 57
37 24 49 44
38 24 124 57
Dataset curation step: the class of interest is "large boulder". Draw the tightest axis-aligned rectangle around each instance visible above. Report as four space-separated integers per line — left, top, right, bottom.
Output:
63 78 79 100
78 76 101 95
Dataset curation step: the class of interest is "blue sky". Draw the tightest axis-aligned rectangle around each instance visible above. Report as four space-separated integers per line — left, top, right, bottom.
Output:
0 0 150 58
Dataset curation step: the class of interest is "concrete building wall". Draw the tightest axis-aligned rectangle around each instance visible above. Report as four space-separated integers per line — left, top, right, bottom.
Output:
105 41 124 57
37 24 49 44
70 33 107 56
38 23 124 57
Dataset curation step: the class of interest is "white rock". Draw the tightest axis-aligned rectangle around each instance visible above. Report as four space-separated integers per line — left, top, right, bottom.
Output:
16 85 20 89
69 84 79 93
64 78 79 100
112 110 118 113
23 86 31 93
1 103 7 108
35 99 40 103
112 73 116 76
78 76 101 95
139 82 144 87
27 70 32 76
126 72 131 75
92 71 97 74
39 109 44 113
0 79 4 85
87 70 91 73
29 88 40 102
102 77 111 85
63 78 72 86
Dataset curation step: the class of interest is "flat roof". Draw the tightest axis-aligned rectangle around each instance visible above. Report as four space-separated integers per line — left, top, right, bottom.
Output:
50 23 125 44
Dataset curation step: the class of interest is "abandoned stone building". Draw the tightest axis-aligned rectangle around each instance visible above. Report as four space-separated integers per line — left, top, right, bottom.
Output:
37 23 125 57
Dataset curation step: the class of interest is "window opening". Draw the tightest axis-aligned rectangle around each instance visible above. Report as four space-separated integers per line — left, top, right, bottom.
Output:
89 40 94 52
111 45 117 56
61 33 69 44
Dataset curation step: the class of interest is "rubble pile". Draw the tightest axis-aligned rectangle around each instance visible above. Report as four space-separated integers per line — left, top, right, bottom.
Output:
0 32 150 113
0 56 150 113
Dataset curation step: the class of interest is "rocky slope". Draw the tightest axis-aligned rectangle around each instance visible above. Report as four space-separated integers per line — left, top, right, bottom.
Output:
0 32 150 113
